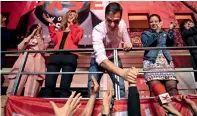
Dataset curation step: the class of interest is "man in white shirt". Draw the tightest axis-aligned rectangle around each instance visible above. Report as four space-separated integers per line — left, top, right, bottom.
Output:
88 2 139 99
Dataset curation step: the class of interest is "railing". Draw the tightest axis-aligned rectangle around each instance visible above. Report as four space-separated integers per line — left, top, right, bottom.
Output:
1 46 197 100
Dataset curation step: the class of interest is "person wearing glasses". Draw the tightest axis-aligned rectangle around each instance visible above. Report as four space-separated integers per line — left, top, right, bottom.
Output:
88 2 140 115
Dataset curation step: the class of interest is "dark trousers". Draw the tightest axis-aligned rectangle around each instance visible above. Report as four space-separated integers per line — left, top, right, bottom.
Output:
44 53 78 98
190 50 197 81
1 53 5 87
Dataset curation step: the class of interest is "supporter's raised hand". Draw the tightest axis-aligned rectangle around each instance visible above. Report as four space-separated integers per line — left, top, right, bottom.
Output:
43 13 54 24
169 21 177 30
182 95 197 113
102 85 113 115
174 95 197 113
90 75 99 95
50 91 82 116
35 24 43 36
80 76 99 116
29 28 38 38
163 103 182 116
181 95 194 105
123 67 138 84
156 21 163 32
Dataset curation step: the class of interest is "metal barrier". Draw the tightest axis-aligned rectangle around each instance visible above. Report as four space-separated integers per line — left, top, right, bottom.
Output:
1 46 197 54
1 46 197 100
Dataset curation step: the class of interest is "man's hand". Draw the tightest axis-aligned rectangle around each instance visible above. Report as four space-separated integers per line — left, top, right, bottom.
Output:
123 42 132 51
122 67 138 84
49 91 82 116
90 75 99 95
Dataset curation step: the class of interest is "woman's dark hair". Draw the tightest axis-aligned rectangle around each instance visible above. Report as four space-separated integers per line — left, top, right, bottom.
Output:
105 2 123 18
148 14 162 23
179 19 193 32
25 24 38 37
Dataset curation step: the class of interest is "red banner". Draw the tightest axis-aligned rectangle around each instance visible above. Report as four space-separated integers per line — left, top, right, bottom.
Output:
6 96 197 116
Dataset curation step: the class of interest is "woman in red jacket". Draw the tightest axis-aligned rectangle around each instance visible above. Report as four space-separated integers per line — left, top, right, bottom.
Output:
43 10 83 97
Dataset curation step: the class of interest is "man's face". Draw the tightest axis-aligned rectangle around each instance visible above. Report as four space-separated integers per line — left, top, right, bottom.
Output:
184 20 194 29
106 12 121 31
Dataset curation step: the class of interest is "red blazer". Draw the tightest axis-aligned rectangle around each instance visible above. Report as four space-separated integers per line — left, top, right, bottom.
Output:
48 24 83 55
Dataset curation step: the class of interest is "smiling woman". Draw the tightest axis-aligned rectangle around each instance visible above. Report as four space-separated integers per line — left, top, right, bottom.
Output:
33 1 102 45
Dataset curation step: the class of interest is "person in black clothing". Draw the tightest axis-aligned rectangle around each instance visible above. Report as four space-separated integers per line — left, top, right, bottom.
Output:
1 13 11 86
180 19 197 82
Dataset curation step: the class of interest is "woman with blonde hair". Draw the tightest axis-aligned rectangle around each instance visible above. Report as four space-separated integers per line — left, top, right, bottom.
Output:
43 10 83 97
7 24 49 97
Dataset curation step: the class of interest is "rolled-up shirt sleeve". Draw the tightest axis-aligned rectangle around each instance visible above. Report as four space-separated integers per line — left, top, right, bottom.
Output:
92 27 108 65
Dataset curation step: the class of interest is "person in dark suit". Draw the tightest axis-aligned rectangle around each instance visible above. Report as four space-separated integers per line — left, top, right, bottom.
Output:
1 13 11 87
180 19 197 82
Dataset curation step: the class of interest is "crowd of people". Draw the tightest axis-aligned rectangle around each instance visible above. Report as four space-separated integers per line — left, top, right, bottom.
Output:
1 2 197 116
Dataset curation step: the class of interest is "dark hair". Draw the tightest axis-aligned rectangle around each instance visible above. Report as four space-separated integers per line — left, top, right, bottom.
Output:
148 14 162 23
25 24 38 37
1 13 9 25
105 2 122 18
179 19 193 32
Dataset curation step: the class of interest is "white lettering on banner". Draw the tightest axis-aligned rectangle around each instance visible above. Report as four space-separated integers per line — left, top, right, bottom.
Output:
58 17 62 21
56 23 61 29
50 17 55 21
12 113 23 116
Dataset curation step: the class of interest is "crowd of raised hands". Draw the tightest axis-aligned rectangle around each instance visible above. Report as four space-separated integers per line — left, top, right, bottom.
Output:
50 76 113 116
49 76 197 116
162 95 197 116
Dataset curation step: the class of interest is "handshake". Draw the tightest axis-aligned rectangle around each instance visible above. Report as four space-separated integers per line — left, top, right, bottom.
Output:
122 67 139 85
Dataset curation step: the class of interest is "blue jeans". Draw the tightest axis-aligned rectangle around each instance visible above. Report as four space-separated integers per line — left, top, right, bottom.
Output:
87 57 125 98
